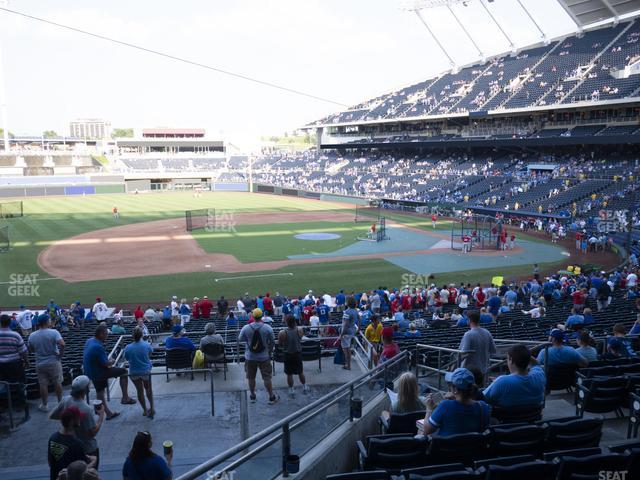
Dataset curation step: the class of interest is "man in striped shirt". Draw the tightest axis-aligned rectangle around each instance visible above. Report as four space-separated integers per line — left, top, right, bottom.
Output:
0 314 29 383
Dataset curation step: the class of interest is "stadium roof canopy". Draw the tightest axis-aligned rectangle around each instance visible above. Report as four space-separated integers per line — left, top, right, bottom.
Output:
557 0 640 27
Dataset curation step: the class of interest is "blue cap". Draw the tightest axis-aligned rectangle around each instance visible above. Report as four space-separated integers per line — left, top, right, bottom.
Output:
444 368 475 392
37 314 49 325
171 325 184 334
550 329 564 341
19 305 25 309
75 301 81 305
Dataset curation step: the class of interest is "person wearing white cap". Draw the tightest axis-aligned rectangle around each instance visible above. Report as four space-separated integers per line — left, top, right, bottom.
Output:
170 296 179 325
50 375 105 468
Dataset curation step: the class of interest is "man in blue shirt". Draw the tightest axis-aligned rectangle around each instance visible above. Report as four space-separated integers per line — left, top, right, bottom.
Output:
483 344 546 407
487 293 502 319
165 325 196 351
565 308 585 329
83 325 135 420
504 287 518 308
316 299 330 325
335 290 346 311
537 329 588 367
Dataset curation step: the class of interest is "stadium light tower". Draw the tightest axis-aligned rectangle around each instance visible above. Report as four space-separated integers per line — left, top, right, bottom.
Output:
0 0 9 152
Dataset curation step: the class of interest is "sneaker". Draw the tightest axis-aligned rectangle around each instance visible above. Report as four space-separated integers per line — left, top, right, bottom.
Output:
302 385 310 394
288 388 295 398
268 394 279 405
249 393 257 403
38 404 49 412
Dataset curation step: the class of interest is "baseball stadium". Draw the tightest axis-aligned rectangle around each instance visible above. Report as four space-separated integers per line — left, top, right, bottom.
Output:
1 1 640 480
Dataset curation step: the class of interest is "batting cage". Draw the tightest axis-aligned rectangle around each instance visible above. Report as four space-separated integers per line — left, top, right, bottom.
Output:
0 200 23 218
451 214 502 251
356 216 389 242
0 225 9 252
354 201 381 223
185 208 215 232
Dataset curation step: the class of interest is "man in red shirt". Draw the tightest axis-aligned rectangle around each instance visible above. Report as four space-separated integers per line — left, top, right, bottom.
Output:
302 304 314 325
191 297 201 320
431 214 438 229
448 285 458 304
263 293 274 316
401 293 412 311
575 231 583 251
198 296 213 319
572 288 586 313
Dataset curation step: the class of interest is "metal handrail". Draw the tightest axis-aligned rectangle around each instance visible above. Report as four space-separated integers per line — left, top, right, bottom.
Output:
0 380 29 431
175 350 410 480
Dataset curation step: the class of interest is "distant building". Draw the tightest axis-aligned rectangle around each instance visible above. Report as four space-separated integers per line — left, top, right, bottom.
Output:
69 119 112 139
117 127 223 155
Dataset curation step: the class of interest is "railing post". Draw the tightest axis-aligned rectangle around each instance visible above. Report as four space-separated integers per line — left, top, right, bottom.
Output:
282 422 291 477
210 368 215 416
349 384 355 422
240 390 249 452
437 350 442 390
383 363 388 390
414 344 419 378
4 382 14 431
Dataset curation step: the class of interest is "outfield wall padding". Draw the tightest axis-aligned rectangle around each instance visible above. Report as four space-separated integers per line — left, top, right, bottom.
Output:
95 184 125 194
212 182 248 192
65 186 96 195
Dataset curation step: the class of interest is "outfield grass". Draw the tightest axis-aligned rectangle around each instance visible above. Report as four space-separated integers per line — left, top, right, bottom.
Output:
0 192 562 307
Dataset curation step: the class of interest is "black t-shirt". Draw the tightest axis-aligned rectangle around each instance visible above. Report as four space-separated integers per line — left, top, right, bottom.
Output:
48 432 86 480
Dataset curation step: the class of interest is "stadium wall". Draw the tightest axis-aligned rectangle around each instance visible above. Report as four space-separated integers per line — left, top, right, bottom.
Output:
252 183 369 205
212 182 248 191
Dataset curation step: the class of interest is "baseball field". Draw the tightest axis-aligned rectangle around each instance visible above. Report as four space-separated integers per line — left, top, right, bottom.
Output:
0 191 572 308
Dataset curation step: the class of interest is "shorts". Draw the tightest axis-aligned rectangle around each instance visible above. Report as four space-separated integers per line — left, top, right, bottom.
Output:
283 352 303 376
244 359 272 381
36 362 63 388
130 374 151 383
92 367 127 392
0 361 25 383
341 334 354 349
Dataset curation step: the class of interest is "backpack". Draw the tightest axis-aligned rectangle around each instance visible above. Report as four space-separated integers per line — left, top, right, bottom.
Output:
249 325 265 354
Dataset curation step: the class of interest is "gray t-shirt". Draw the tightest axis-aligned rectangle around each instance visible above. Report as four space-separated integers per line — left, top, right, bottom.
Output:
342 308 358 335
238 322 274 362
50 395 98 453
459 327 496 374
28 328 62 366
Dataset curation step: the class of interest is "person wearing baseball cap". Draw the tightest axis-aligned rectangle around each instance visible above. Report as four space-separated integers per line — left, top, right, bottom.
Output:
238 305 277 404
536 328 588 367
421 367 490 437
50 375 105 468
48 404 97 480
165 325 196 351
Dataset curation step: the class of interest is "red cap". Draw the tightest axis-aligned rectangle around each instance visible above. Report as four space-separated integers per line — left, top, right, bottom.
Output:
381 327 394 339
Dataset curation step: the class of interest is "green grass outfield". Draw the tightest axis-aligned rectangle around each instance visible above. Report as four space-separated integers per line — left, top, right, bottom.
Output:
192 221 365 262
0 192 563 307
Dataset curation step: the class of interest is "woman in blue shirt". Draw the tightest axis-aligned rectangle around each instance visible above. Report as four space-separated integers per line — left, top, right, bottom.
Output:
122 431 172 480
124 327 155 419
422 368 490 437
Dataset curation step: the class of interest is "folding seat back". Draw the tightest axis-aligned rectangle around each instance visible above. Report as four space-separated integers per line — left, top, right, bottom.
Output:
545 416 603 451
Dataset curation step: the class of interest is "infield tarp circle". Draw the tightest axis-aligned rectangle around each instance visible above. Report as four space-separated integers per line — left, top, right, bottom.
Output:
294 232 341 241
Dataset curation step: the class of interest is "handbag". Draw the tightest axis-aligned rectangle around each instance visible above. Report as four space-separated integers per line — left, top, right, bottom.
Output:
192 349 204 369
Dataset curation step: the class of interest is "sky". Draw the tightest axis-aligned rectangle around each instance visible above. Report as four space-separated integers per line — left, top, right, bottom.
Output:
0 0 586 141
